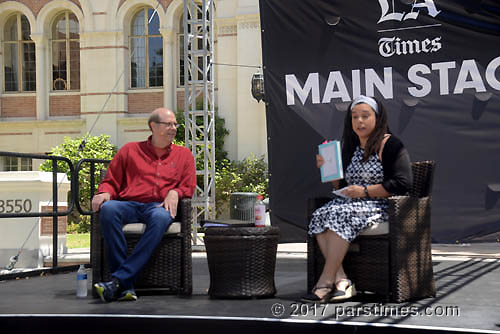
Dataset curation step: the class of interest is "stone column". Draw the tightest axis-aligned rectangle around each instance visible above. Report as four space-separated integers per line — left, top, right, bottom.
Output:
236 18 266 160
30 33 49 120
79 31 126 145
160 28 176 111
215 21 238 160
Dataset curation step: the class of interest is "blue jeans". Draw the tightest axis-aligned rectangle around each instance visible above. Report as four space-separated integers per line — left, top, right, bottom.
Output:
99 200 173 290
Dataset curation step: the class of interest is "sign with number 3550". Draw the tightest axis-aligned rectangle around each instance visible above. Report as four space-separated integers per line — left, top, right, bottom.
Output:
0 199 32 213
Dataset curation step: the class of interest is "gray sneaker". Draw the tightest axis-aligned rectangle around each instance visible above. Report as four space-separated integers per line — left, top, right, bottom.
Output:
94 278 120 303
118 288 137 301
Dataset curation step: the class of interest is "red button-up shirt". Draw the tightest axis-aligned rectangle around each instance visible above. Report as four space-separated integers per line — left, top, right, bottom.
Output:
98 137 196 202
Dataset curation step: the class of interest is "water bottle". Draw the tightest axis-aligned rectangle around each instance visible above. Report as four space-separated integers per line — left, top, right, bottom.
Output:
254 195 266 227
76 264 88 298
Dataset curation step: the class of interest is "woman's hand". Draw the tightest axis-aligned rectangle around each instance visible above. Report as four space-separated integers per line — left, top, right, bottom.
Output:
341 185 365 198
316 154 324 168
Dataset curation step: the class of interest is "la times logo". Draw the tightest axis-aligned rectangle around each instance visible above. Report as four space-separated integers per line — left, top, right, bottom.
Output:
377 0 440 23
284 0 500 104
377 0 442 58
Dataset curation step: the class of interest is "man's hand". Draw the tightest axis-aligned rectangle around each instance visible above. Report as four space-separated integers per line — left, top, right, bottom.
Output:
91 192 111 212
162 190 179 218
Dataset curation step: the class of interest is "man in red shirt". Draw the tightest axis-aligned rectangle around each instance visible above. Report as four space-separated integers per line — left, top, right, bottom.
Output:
91 107 196 302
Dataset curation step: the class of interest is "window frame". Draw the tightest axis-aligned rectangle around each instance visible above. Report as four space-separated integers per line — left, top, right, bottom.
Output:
50 11 80 91
177 31 184 88
177 13 184 88
129 7 163 89
2 13 36 93
1 156 32 171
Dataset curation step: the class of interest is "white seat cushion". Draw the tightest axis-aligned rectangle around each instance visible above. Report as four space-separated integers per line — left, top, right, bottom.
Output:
359 222 389 236
122 222 181 234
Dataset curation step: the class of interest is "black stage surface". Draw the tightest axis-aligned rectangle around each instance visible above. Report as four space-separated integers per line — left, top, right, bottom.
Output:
1 254 499 334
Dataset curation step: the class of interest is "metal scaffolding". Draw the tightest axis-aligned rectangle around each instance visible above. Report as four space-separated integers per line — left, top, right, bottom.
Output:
183 0 215 246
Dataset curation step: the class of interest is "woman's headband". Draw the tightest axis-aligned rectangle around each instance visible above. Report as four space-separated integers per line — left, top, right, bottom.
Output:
350 95 379 114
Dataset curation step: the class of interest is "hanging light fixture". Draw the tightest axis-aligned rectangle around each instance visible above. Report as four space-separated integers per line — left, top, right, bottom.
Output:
251 72 265 102
325 15 341 26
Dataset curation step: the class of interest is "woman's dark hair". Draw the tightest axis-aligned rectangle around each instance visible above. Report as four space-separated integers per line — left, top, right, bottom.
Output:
341 97 389 164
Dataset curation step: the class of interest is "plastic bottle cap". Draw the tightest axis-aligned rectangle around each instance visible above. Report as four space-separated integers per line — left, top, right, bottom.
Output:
257 195 264 200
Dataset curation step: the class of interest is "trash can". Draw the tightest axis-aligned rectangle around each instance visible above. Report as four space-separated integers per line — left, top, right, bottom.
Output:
229 192 258 221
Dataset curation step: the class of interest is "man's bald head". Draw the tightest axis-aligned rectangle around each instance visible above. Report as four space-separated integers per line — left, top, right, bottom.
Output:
148 108 175 130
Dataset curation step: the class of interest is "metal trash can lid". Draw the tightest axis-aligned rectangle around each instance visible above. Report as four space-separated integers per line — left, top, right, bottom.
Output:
230 192 259 196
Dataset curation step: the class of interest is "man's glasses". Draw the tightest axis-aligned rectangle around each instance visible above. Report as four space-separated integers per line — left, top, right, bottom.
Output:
155 121 179 129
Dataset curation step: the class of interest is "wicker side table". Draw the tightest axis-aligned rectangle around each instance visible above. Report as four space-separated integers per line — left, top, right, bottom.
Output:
204 226 280 298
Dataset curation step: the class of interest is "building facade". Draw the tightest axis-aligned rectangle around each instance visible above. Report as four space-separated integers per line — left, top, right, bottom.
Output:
0 0 266 170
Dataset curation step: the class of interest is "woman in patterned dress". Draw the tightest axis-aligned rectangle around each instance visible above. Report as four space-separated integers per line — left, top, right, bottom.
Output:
302 95 412 303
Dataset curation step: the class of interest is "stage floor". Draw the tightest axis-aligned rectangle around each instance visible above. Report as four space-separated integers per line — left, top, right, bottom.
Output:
0 252 499 333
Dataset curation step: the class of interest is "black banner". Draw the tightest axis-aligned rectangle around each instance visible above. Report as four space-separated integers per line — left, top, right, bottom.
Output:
259 0 500 242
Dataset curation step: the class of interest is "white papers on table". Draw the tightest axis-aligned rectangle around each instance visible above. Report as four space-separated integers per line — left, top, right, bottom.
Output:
332 187 350 198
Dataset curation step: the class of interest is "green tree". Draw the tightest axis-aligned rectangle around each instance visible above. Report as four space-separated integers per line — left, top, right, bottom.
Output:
40 112 269 225
174 109 230 168
232 154 269 197
40 134 117 233
174 108 269 217
215 154 269 217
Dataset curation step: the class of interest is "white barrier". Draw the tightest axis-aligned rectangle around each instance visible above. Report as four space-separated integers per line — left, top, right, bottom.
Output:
0 172 70 269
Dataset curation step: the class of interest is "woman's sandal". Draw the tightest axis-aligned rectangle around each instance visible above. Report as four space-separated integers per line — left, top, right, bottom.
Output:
329 279 357 302
301 285 334 303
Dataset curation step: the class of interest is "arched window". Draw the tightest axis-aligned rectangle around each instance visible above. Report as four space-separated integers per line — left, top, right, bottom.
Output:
130 8 163 88
3 13 36 92
51 11 80 90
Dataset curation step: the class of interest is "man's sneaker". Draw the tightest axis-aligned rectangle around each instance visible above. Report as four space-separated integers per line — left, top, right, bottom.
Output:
94 278 120 302
118 289 137 301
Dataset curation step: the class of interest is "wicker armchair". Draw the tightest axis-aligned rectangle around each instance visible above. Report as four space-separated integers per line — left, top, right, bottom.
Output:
91 198 193 296
307 161 436 302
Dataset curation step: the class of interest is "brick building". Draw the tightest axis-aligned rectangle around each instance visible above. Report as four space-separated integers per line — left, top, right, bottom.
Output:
0 0 266 170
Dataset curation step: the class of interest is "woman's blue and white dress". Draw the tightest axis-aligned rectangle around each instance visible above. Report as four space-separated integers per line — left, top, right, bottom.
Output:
309 146 389 242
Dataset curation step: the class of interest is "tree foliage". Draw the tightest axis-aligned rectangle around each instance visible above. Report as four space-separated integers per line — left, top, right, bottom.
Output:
174 109 230 169
40 134 117 232
215 154 269 217
41 111 269 228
